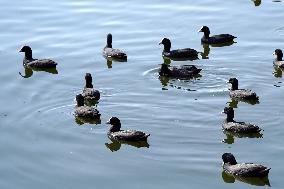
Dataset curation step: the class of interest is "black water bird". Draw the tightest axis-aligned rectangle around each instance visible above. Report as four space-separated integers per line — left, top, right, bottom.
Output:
222 153 270 177
159 38 199 60
19 46 57 68
222 107 261 134
273 49 284 68
159 63 201 78
228 78 259 102
81 73 100 101
198 26 236 44
103 33 127 60
106 117 150 142
74 94 100 119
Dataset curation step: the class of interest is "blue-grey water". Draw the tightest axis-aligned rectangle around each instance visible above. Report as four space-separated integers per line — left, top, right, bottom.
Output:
0 0 284 188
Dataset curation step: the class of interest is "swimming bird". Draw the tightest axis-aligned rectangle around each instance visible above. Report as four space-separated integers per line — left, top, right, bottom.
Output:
19 46 57 68
74 94 100 118
222 153 270 177
273 49 284 68
159 63 202 78
198 26 236 44
106 117 150 141
228 78 259 101
103 33 127 60
81 73 100 101
159 38 199 60
222 107 261 134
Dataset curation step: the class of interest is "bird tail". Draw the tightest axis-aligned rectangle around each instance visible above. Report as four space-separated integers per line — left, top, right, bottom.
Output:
260 168 271 175
194 69 202 74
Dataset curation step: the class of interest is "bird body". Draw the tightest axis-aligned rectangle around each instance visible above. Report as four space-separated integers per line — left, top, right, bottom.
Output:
228 78 259 101
74 106 100 118
229 89 258 100
222 153 270 177
159 38 199 60
223 163 271 177
82 88 100 101
108 130 150 141
223 121 261 134
198 26 236 44
222 107 261 134
103 33 127 60
103 47 127 59
106 117 150 142
19 46 57 68
81 73 100 101
162 48 199 59
159 63 201 78
74 94 100 118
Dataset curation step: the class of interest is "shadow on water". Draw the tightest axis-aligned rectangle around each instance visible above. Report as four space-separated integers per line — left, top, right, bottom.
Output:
105 138 150 152
251 0 261 6
105 58 127 69
75 116 101 125
19 64 58 78
200 41 235 59
222 171 271 187
222 131 263 144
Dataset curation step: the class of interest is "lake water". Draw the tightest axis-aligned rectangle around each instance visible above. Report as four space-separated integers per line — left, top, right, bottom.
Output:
0 0 283 188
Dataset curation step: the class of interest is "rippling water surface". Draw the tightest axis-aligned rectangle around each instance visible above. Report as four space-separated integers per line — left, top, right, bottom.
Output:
0 0 284 188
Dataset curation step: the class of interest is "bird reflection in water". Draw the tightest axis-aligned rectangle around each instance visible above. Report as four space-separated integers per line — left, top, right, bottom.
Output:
227 99 239 108
273 65 283 78
200 41 235 59
106 57 127 69
227 98 260 108
222 171 270 187
201 43 210 59
222 131 263 144
228 97 259 106
19 64 58 78
105 139 150 152
159 58 171 89
227 94 259 107
75 117 101 126
252 0 261 6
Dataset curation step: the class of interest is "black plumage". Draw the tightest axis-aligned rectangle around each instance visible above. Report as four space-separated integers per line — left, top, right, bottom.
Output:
198 26 236 44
